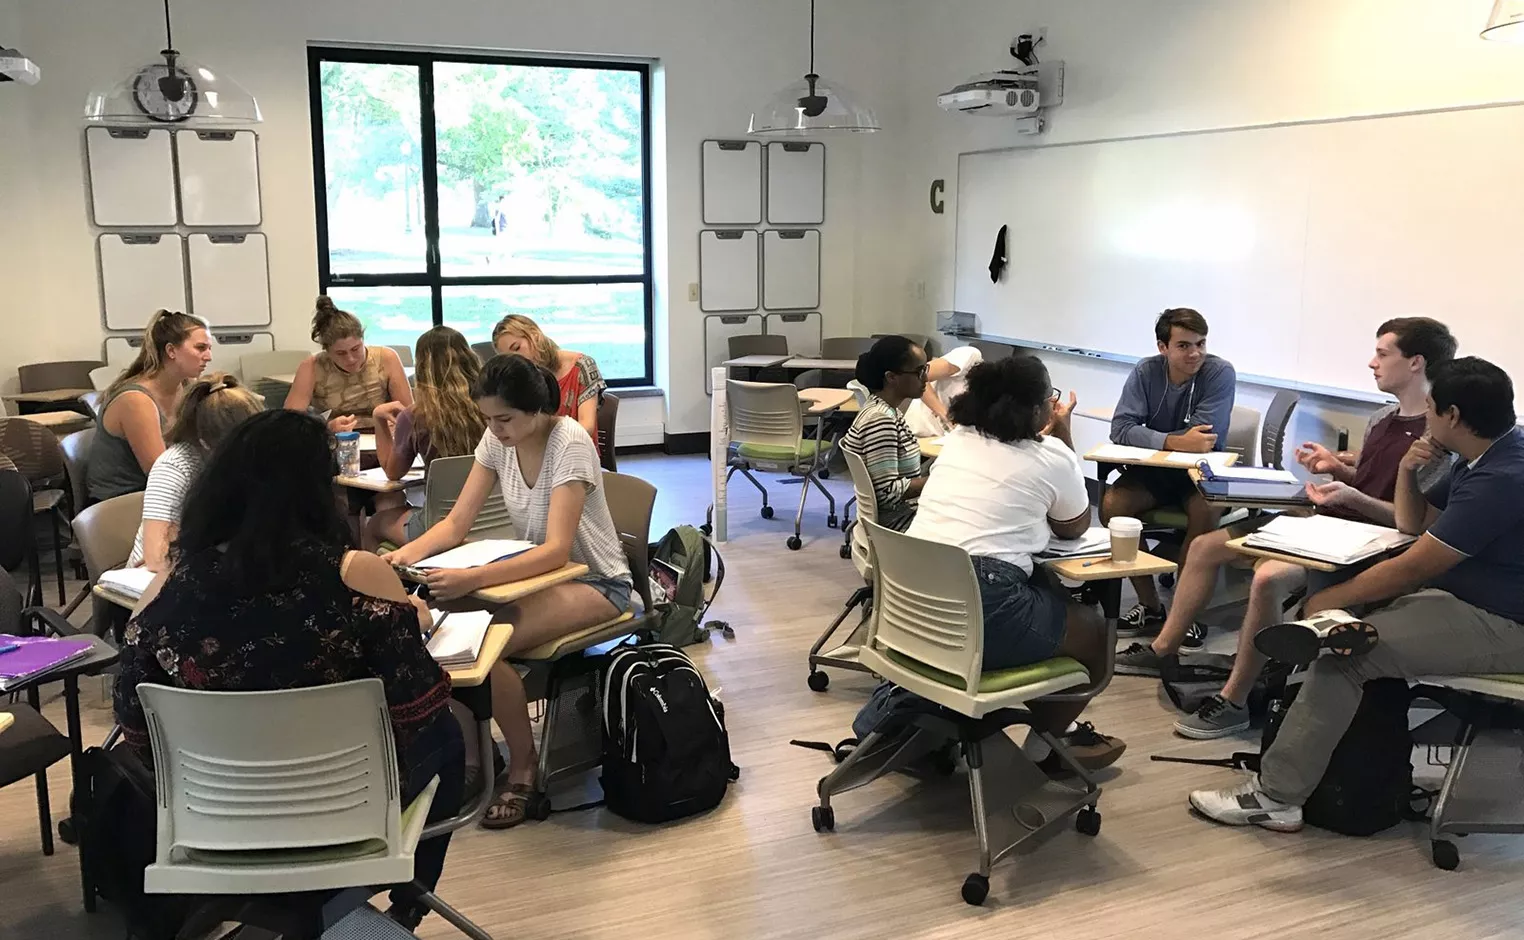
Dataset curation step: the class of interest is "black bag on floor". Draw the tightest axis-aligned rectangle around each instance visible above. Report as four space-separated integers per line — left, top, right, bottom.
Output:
1160 653 1291 722
600 645 739 823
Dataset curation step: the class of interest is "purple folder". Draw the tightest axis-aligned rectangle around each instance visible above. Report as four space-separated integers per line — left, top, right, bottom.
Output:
0 634 93 691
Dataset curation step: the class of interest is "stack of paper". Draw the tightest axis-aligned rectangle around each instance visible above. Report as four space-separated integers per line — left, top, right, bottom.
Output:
0 634 93 691
1087 443 1158 462
355 466 424 486
414 539 536 569
1200 464 1298 483
1039 527 1112 560
98 566 156 601
1244 515 1415 565
425 609 493 667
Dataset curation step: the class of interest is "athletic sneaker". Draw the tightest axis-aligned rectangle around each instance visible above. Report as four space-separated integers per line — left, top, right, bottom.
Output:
1115 642 1168 677
1116 603 1165 638
1189 775 1304 832
1181 621 1208 650
1037 723 1127 778
1174 695 1251 739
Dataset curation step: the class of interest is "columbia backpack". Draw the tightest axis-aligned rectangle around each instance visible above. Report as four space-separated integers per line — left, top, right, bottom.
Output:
647 525 726 647
600 644 738 823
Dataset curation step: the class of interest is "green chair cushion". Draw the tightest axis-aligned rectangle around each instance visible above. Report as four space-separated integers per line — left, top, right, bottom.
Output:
884 649 1087 693
737 439 823 463
1477 675 1524 684
1140 507 1189 530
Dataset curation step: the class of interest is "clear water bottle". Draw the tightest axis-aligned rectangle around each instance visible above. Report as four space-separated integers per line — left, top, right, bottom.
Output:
335 430 361 477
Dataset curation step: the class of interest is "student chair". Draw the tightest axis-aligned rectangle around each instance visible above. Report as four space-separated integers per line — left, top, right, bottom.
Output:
728 333 791 384
66 491 143 626
387 344 415 367
470 341 496 363
0 569 74 858
0 418 70 604
1259 390 1301 469
814 521 1111 906
724 380 838 551
137 679 492 939
807 448 879 691
596 392 620 472
423 455 516 540
833 381 873 555
88 366 115 392
0 470 42 607
510 471 653 819
239 350 313 409
18 360 104 393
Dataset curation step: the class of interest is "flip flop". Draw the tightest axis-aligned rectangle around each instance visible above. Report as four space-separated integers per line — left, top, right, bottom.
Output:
481 780 535 830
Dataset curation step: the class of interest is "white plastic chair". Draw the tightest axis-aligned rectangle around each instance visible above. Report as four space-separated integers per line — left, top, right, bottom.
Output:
88 365 115 391
239 350 313 409
807 448 879 690
724 379 837 551
424 454 516 539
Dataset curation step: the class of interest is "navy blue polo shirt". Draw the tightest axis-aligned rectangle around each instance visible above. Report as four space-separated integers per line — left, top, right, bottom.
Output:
1426 427 1524 623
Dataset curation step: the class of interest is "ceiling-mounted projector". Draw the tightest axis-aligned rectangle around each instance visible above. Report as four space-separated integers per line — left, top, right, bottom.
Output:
938 70 1040 116
0 48 41 85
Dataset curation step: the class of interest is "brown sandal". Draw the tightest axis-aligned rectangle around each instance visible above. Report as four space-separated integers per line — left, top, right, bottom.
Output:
480 780 535 830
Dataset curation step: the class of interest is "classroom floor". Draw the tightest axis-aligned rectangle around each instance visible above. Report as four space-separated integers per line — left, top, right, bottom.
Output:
4 452 1523 939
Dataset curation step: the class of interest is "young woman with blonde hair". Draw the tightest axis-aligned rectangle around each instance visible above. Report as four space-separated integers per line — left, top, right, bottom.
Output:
88 310 214 503
491 314 606 450
284 296 412 432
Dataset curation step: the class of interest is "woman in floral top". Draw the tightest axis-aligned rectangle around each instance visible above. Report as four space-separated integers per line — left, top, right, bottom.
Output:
114 410 460 931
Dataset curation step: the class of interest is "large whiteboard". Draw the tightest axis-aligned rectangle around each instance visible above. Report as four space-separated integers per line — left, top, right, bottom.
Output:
954 103 1524 396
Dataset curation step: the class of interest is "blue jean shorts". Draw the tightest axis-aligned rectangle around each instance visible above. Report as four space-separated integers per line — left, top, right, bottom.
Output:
971 555 1067 670
577 575 635 614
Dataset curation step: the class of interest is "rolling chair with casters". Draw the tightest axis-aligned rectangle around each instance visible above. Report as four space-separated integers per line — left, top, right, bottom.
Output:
58 428 95 580
0 418 71 605
67 491 144 629
423 455 516 539
834 381 872 557
814 522 1114 906
807 449 879 691
723 380 837 550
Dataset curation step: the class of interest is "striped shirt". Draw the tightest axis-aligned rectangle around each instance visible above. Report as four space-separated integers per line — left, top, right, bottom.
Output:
842 395 922 531
473 417 631 586
128 443 203 566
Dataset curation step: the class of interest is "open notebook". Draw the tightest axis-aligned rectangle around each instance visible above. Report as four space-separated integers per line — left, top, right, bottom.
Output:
425 609 493 668
413 540 536 569
1243 515 1415 566
97 566 157 601
1038 527 1112 560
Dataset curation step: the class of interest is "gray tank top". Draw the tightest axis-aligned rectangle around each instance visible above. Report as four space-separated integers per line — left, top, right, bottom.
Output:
86 383 166 503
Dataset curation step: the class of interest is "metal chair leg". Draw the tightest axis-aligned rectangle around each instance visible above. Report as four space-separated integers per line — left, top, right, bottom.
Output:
51 510 65 606
965 737 993 878
34 767 53 856
414 888 494 940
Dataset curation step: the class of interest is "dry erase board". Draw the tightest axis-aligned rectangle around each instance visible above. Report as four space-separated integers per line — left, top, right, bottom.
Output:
98 234 188 331
86 127 178 226
762 229 821 310
176 130 262 226
699 229 760 312
188 233 271 327
701 140 763 225
703 314 764 394
103 330 273 372
764 312 822 358
766 141 825 225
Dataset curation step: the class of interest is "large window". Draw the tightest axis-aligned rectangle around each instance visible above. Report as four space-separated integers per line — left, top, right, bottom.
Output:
308 48 653 385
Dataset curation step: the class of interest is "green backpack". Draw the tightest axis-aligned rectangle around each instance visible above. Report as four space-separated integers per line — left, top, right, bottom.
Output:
646 525 727 647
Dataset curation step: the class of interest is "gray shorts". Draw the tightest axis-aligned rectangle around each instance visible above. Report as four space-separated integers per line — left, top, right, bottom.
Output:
405 508 428 542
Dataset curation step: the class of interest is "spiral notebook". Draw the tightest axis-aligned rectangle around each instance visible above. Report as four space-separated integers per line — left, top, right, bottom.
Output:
0 635 94 692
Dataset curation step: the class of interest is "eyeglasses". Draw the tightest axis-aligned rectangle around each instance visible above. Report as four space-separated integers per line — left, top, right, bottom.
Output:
891 363 930 378
1050 386 1061 400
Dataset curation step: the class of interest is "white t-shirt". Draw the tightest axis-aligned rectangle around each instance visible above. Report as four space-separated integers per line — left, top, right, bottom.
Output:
905 345 983 438
127 443 204 566
473 417 631 585
907 427 1089 574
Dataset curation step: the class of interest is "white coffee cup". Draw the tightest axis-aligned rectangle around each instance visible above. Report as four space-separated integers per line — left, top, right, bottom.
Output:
1108 516 1143 564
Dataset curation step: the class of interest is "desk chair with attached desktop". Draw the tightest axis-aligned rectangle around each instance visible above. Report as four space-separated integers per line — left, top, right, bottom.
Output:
723 380 839 551
807 448 879 690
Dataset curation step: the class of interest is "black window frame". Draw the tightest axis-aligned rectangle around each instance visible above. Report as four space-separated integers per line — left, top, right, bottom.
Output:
306 45 656 387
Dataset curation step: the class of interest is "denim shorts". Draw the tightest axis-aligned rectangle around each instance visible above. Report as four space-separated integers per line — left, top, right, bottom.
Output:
577 575 634 614
405 507 428 542
971 555 1067 670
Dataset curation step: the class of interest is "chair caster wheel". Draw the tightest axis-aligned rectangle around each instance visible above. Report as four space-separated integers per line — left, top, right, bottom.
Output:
819 468 831 479
58 818 78 845
1075 807 1102 836
827 514 839 529
839 543 851 559
1432 839 1460 871
812 805 835 832
961 873 989 906
700 523 712 536
787 536 802 550
760 506 775 519
525 791 552 822
808 671 830 692
1160 573 1176 589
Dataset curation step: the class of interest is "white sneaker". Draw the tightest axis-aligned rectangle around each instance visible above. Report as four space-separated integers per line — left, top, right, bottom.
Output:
1188 775 1304 832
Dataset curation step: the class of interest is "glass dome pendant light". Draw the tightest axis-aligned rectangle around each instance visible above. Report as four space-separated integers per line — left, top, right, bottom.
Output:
1482 0 1524 41
84 0 261 126
749 0 879 135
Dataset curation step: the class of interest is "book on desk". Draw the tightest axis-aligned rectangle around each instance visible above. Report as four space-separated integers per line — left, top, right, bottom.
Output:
1241 515 1415 566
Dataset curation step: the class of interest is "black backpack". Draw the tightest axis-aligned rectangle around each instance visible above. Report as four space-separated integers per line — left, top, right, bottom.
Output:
599 645 739 823
1160 653 1291 723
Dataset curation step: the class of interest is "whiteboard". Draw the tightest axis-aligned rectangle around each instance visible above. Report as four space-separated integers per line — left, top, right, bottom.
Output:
954 103 1524 397
762 229 821 310
764 312 822 358
176 130 262 226
703 314 763 394
767 142 825 224
103 330 274 372
98 234 188 331
189 233 271 327
702 140 762 225
86 127 177 226
699 230 759 312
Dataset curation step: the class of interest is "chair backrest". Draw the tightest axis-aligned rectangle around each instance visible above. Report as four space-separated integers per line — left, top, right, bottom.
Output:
423 455 516 539
725 380 804 451
0 417 66 485
89 366 115 391
19 360 105 393
470 341 496 363
861 520 985 694
602 470 656 610
79 390 103 416
845 380 870 407
841 449 878 579
240 350 313 410
58 428 95 514
0 470 34 574
820 337 875 360
597 393 620 472
1261 390 1300 470
386 344 414 367
0 567 21 636
728 334 788 358
138 679 403 855
1224 405 1261 464
74 491 144 580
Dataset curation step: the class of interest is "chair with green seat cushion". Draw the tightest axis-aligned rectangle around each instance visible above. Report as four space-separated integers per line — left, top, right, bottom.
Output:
816 522 1116 906
724 379 837 551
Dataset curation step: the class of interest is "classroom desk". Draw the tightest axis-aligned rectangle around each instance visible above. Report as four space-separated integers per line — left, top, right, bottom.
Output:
1076 406 1114 422
797 386 854 416
17 411 93 434
1048 551 1178 642
335 468 424 493
783 357 859 373
266 367 416 386
4 388 92 405
400 561 590 606
1223 536 1343 573
446 622 515 687
1084 445 1240 471
918 436 944 460
1184 467 1315 513
723 355 791 381
0 711 12 736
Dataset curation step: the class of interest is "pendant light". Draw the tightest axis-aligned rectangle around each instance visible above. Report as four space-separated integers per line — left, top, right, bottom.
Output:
749 0 879 135
1482 0 1524 41
84 0 261 125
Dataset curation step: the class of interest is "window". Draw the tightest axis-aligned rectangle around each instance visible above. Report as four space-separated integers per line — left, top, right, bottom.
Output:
308 48 654 385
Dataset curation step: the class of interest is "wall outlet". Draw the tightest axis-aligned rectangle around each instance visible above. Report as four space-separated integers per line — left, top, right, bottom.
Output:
688 282 700 302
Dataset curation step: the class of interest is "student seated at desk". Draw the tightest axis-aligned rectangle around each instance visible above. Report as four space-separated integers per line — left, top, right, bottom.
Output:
1102 307 1237 641
1115 318 1457 737
367 326 489 550
1190 357 1524 832
87 310 213 503
907 356 1124 773
904 344 981 438
127 373 264 572
842 335 929 532
114 410 460 929
382 355 633 829
492 314 606 452
284 296 413 433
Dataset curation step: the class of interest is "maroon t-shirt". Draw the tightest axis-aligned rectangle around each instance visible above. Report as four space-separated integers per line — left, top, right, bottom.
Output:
1322 411 1426 521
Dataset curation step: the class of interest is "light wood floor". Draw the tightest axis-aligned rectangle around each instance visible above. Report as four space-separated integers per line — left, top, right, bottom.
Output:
4 453 1523 939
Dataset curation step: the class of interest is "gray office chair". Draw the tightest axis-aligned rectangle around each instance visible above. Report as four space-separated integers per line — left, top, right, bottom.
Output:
471 341 496 363
724 380 837 550
423 455 515 539
728 334 791 384
1260 390 1300 469
387 344 414 367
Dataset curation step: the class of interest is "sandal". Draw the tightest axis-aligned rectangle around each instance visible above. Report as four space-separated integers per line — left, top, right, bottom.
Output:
481 780 535 830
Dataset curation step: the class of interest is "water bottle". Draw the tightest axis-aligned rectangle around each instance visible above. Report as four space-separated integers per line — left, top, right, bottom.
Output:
335 430 361 477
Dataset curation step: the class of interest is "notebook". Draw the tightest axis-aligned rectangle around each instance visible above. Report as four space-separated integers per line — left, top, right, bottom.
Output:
0 634 93 691
425 609 493 668
413 539 536 570
1038 527 1112 560
1196 462 1299 484
1196 478 1312 504
97 566 157 601
1243 515 1415 565
354 466 424 486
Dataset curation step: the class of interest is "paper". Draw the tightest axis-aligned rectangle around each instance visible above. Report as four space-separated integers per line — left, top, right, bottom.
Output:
358 433 377 452
1039 527 1112 559
414 539 536 570
1161 450 1237 468
98 566 156 600
1087 443 1158 463
356 466 424 486
1203 464 1298 483
426 609 493 667
1245 515 1415 565
919 435 949 450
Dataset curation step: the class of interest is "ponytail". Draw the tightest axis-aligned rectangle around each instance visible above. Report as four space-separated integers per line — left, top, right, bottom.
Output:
104 309 208 400
165 372 265 450
311 295 365 348
472 353 562 416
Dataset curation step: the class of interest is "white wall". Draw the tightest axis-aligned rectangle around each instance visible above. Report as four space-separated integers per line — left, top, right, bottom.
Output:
1 0 905 436
0 0 39 374
893 0 1524 467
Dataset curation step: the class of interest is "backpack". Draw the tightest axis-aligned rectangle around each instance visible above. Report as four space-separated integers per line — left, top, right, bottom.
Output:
599 644 739 823
647 525 726 647
1160 653 1291 722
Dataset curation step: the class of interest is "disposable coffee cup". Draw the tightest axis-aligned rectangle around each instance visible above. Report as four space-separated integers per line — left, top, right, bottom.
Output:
1108 516 1143 564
